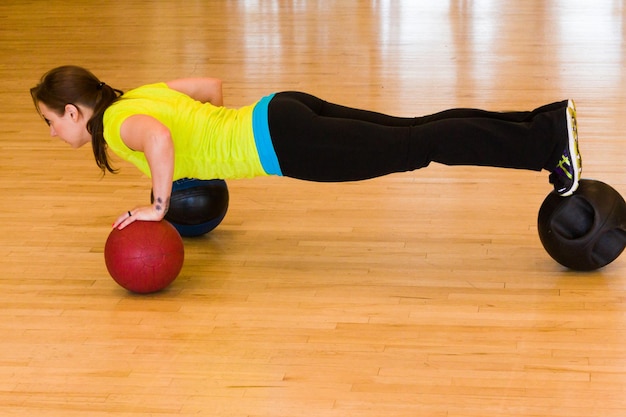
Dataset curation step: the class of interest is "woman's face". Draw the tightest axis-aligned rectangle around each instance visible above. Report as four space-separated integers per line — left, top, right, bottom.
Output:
37 101 92 148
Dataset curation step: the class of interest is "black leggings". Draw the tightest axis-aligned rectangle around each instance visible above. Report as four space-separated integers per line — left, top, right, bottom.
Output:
267 92 568 182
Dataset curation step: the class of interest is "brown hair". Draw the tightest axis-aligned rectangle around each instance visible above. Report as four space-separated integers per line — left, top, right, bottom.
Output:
30 65 124 174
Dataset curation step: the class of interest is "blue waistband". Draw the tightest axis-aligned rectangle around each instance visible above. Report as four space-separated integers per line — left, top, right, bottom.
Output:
252 93 282 176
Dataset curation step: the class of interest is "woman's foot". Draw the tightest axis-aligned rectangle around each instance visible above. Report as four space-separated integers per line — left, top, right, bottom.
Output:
549 100 582 197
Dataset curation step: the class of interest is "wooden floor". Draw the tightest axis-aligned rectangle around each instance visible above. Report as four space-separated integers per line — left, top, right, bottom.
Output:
1 1 626 416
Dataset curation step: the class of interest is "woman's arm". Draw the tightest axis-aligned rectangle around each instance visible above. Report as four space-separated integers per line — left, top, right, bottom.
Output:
112 114 175 229
166 77 223 106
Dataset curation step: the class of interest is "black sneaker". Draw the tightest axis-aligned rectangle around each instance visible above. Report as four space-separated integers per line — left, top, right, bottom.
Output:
549 100 582 197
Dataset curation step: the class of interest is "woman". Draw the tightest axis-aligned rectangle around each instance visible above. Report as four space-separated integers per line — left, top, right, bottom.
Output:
31 65 582 230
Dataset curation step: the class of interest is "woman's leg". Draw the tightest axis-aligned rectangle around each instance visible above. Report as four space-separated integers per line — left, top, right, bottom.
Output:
267 92 570 182
270 91 569 127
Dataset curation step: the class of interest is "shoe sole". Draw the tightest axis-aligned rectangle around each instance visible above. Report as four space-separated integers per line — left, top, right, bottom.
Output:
560 100 582 197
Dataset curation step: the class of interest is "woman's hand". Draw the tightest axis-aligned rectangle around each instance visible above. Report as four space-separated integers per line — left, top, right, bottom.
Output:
113 204 166 230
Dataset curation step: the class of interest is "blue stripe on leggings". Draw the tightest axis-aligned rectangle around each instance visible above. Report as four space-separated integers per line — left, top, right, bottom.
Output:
252 93 282 176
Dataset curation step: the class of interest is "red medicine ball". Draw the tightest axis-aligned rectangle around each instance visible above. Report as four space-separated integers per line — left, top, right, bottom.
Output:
104 220 184 293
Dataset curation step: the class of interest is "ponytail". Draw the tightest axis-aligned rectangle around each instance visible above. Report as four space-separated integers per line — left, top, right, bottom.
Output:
30 65 124 174
88 80 124 173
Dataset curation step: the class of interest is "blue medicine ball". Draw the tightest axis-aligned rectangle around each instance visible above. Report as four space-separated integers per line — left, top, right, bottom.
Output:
537 179 626 271
153 178 229 237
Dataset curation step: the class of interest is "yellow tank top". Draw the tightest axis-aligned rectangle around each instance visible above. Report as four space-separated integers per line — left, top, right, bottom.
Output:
103 83 269 180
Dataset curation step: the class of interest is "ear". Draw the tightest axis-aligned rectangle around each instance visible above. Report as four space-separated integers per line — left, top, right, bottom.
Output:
64 103 80 121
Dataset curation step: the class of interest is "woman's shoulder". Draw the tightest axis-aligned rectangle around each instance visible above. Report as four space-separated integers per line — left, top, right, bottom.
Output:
108 83 184 112
104 82 196 126
122 82 171 97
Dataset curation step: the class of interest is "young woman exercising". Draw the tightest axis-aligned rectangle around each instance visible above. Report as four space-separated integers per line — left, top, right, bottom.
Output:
30 65 582 230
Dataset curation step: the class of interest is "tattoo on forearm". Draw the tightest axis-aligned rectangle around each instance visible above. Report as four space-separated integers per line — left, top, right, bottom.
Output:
155 197 170 213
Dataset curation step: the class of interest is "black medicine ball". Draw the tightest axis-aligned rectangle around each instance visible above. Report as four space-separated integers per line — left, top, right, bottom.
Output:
152 178 229 237
537 179 626 271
